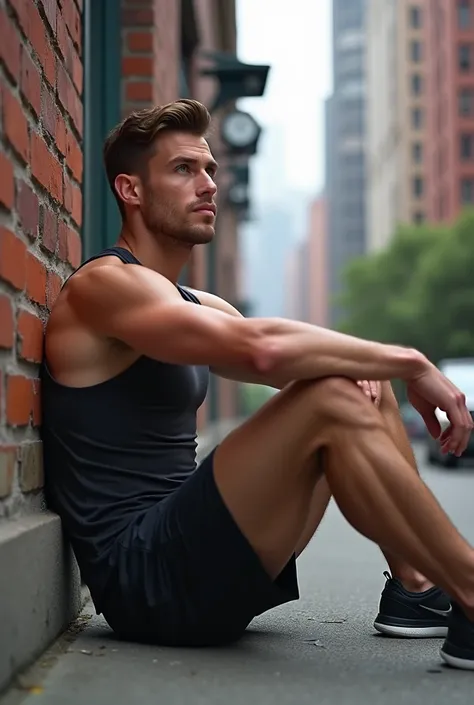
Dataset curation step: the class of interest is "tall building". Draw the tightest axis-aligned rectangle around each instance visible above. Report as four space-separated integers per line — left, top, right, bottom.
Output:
366 1 428 252
307 195 329 327
425 0 474 222
326 0 367 327
366 0 474 245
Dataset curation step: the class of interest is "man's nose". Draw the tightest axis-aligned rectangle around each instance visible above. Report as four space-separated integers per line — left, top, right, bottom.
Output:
196 172 217 197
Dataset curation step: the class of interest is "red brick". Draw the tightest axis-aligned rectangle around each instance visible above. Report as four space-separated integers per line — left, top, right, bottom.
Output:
17 181 40 240
62 0 82 52
69 85 83 135
56 114 67 156
56 15 69 62
6 375 34 427
41 88 58 140
21 48 42 117
122 8 154 26
3 85 29 163
42 41 56 88
125 81 153 102
127 31 153 52
47 271 62 309
72 51 83 95
30 132 63 203
8 0 30 37
28 4 48 65
57 220 68 260
41 207 58 253
40 0 57 33
32 378 41 426
0 7 21 83
67 227 81 268
57 62 69 112
17 310 44 363
26 252 47 305
122 57 153 77
66 130 83 181
0 152 14 211
64 176 82 225
0 227 27 290
0 295 14 349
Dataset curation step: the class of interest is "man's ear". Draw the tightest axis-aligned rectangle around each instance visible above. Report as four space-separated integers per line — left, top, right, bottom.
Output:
114 174 142 209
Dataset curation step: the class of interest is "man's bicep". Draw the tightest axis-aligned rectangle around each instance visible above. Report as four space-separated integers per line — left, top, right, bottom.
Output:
68 266 257 368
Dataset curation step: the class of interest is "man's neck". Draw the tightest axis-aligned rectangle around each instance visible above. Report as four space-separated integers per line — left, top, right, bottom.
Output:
117 226 191 284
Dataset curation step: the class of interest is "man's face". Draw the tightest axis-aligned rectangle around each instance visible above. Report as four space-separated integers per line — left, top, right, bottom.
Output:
140 131 218 246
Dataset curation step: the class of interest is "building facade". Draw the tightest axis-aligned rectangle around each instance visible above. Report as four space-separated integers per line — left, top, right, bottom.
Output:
366 0 428 253
307 195 328 328
0 0 253 691
425 0 474 222
326 0 367 327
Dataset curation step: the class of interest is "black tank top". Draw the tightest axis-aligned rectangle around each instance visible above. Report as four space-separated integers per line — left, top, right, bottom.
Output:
41 247 209 605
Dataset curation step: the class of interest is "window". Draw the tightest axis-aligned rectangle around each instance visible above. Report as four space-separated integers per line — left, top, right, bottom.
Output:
459 44 473 71
412 107 423 129
410 40 422 62
409 6 422 28
460 133 474 159
461 178 474 203
459 88 474 116
458 0 472 28
413 212 425 224
411 73 423 95
413 176 424 198
412 142 423 163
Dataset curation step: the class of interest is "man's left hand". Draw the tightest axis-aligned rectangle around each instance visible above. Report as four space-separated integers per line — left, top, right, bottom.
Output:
357 380 382 407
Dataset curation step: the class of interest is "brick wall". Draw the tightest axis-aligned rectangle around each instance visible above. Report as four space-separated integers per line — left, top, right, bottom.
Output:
0 0 83 518
121 0 180 116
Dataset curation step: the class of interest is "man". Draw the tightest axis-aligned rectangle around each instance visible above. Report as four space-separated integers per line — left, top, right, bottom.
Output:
42 99 474 669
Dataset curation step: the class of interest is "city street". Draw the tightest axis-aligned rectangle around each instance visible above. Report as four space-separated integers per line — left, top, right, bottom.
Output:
3 444 474 705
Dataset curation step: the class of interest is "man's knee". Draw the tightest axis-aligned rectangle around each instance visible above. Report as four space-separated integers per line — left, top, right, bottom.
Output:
290 376 382 430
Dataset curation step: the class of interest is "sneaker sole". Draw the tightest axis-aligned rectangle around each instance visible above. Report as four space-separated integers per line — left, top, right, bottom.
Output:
374 621 448 638
440 648 474 670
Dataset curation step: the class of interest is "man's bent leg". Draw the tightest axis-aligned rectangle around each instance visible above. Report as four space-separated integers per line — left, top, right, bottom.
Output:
213 377 474 615
377 381 434 592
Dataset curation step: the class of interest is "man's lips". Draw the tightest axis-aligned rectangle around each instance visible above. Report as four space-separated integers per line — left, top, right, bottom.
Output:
193 204 216 215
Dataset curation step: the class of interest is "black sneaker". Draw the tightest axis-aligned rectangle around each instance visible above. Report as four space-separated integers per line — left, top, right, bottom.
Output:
374 572 451 638
440 601 474 670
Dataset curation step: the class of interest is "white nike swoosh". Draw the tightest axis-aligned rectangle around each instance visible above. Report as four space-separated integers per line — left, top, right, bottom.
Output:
420 605 452 617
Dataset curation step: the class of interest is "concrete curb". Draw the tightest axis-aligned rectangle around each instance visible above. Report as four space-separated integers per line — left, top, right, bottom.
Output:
0 512 81 693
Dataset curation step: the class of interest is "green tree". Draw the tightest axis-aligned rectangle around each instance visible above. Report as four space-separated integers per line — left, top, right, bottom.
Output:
337 211 474 366
338 222 444 352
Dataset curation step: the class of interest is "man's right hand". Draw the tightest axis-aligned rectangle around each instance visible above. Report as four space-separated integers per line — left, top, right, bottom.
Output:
406 364 474 456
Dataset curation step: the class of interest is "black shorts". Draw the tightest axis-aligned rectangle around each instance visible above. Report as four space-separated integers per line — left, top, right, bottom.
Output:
101 449 299 647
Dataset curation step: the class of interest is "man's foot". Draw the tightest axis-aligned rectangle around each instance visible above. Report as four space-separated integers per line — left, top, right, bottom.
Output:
440 601 474 670
374 572 451 638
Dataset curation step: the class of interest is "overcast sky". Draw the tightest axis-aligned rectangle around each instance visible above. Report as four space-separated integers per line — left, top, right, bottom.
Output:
236 0 333 205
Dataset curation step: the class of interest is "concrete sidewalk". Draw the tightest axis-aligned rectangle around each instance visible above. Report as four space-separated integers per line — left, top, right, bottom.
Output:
2 452 474 705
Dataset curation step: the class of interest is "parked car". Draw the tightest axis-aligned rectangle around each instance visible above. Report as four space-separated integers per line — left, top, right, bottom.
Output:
400 403 426 440
426 358 474 468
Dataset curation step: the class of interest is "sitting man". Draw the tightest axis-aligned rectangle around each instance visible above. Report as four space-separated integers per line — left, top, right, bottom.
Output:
42 99 474 670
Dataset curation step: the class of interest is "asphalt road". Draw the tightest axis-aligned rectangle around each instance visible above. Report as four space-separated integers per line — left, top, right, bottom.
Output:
4 444 474 705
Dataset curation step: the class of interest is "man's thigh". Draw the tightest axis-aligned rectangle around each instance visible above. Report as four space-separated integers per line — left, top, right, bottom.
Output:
212 377 375 578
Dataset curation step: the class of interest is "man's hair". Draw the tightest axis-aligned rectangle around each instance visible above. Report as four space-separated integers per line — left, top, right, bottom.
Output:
103 99 211 217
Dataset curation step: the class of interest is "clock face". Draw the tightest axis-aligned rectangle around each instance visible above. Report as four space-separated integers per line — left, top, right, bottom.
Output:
222 111 259 147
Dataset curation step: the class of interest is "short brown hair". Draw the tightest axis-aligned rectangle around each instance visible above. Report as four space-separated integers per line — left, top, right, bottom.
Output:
103 99 211 217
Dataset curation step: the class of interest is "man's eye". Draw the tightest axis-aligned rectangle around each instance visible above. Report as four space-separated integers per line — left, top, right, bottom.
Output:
176 164 190 173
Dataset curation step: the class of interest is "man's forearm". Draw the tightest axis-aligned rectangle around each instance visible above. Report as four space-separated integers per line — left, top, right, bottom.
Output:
249 317 428 383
